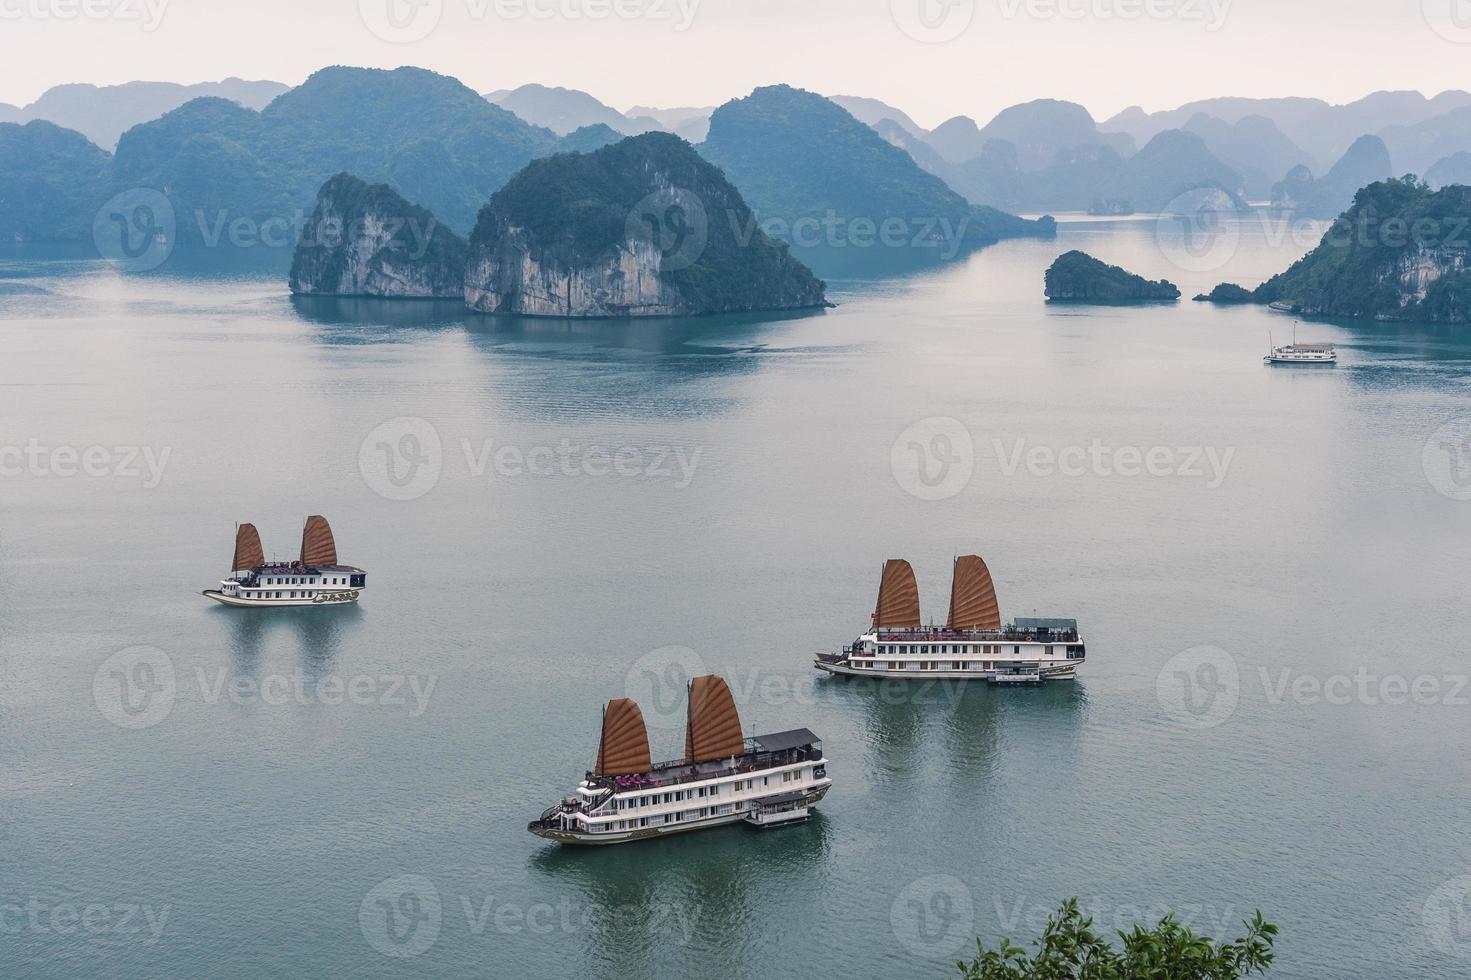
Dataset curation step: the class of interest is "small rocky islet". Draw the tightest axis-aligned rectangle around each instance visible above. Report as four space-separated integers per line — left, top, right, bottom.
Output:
1043 249 1180 303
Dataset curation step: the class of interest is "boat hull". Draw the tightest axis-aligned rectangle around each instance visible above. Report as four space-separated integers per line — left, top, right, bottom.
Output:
814 659 1078 682
529 785 830 846
202 589 361 608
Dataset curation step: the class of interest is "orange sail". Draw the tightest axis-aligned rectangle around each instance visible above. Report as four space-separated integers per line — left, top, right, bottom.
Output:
683 675 745 764
232 523 264 573
299 515 338 567
874 559 921 628
595 698 652 776
947 554 1001 630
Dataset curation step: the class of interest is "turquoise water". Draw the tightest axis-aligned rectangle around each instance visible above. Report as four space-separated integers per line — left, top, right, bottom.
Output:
3 217 1471 978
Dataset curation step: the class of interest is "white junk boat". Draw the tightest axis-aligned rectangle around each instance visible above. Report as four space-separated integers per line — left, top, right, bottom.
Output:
528 675 831 845
814 555 1086 684
202 516 366 607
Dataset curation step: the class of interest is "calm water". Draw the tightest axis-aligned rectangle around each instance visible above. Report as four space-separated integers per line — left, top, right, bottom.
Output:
4 217 1471 979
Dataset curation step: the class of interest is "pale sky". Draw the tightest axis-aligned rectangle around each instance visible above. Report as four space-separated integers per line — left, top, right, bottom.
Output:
1 0 1467 126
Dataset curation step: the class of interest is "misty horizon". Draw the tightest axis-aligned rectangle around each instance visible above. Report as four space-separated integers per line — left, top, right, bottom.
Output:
3 0 1470 130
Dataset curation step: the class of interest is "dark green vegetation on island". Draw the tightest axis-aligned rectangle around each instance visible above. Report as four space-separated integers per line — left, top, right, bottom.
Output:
1044 250 1180 303
1194 282 1255 303
0 120 111 242
1203 177 1471 323
289 173 467 298
0 67 559 248
465 133 827 317
957 899 1276 979
699 85 1054 261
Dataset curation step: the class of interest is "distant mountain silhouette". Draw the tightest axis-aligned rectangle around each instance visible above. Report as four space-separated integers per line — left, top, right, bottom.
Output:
941 129 1245 214
624 104 713 141
0 78 287 150
1104 90 1471 170
1182 113 1315 198
1379 106 1471 178
487 84 663 136
1427 151 1471 190
1271 135 1393 218
699 85 1053 266
829 95 928 139
555 124 624 154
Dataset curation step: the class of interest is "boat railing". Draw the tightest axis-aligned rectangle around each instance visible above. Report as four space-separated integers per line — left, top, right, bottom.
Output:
867 627 1080 644
584 742 820 793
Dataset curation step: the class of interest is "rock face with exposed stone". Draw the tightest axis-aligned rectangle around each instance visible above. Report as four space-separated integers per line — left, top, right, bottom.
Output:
289 173 466 298
463 132 827 317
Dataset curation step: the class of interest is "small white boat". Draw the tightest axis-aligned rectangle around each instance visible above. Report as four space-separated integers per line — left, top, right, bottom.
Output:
1266 324 1337 364
814 555 1086 683
202 516 366 607
528 675 831 846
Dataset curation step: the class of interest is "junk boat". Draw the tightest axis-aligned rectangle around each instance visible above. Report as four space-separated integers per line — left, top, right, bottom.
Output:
528 675 831 845
813 555 1085 684
202 516 366 607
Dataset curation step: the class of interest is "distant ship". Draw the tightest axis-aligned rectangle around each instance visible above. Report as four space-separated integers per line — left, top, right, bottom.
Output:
202 516 366 607
1265 342 1336 364
814 555 1086 684
528 675 832 845
1265 324 1336 364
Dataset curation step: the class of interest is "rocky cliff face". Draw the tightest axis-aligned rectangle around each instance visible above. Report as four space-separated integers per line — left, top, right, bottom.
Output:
289 173 467 298
465 132 827 317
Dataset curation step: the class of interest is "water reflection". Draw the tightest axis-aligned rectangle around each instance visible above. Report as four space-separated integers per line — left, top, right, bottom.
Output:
529 815 831 975
214 603 363 674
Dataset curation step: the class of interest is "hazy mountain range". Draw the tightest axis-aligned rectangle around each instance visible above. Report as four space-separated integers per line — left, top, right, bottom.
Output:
5 68 1471 258
0 78 287 149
